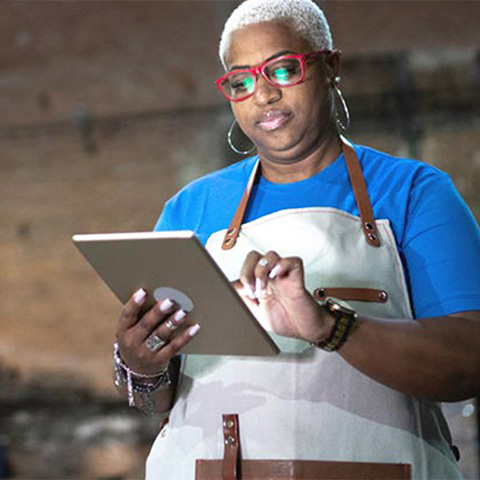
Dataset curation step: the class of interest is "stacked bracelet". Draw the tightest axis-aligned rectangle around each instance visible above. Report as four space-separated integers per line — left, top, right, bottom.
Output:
113 342 171 408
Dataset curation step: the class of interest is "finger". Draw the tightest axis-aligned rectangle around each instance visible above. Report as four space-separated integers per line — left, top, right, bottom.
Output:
254 250 282 294
135 298 177 342
149 308 188 344
270 256 305 280
118 288 147 332
239 251 262 298
232 279 260 310
153 323 202 361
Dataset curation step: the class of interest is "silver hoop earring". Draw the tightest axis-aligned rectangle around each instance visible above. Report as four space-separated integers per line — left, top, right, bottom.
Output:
228 119 256 156
333 77 350 131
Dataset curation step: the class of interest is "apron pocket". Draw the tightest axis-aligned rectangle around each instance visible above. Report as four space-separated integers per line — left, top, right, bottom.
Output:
195 414 411 479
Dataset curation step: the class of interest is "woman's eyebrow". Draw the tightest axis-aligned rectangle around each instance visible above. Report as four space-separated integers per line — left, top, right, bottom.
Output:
228 49 297 72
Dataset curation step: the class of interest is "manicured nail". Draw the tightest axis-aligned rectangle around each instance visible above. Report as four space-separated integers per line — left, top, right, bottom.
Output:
243 284 256 300
159 298 174 312
255 278 266 296
133 289 147 305
269 265 281 279
173 310 187 324
189 324 201 337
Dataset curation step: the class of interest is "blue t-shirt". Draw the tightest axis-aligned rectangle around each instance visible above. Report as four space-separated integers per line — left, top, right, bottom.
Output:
155 144 480 319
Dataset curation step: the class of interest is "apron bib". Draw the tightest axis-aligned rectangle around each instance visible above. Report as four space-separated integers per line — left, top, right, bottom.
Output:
146 139 462 480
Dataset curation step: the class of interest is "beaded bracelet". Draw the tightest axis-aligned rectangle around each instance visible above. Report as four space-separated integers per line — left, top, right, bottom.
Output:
130 374 170 394
113 342 171 408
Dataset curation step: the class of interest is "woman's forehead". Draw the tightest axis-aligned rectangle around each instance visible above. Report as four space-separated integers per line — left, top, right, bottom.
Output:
226 21 313 69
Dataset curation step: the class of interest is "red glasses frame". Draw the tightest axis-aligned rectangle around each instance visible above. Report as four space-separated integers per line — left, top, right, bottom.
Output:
215 50 330 102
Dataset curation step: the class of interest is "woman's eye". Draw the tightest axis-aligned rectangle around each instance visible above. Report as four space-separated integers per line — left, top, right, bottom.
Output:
270 62 301 84
231 81 245 91
272 67 291 84
231 76 254 92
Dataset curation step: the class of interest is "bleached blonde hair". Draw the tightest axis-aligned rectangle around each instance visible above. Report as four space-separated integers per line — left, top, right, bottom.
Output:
219 0 333 69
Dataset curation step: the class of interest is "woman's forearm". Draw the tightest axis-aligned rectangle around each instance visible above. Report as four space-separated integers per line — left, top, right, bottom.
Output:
339 311 480 401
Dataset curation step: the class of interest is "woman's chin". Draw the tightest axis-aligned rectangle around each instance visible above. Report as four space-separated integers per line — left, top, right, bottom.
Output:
255 130 313 158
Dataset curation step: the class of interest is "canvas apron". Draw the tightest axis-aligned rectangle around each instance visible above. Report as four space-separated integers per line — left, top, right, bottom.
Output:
146 139 462 480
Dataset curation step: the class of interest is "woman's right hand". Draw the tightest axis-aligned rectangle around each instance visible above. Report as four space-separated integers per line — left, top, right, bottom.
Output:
115 288 201 376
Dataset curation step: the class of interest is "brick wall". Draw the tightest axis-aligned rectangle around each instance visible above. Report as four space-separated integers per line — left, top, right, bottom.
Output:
1 1 479 478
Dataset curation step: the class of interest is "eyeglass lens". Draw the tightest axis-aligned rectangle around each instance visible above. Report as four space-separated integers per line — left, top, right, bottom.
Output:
221 57 303 100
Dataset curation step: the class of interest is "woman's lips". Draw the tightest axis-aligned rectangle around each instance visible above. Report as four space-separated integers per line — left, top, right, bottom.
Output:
256 109 292 131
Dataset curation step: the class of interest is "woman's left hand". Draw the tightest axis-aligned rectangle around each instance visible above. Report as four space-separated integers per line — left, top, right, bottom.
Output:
234 250 333 343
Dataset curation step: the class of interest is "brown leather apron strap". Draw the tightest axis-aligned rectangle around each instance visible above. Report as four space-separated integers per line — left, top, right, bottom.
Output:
341 136 381 247
222 161 260 251
314 287 388 303
196 414 411 479
222 413 240 479
221 137 381 250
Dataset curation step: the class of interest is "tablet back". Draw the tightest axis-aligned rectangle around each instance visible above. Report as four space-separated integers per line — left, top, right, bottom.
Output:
73 231 279 356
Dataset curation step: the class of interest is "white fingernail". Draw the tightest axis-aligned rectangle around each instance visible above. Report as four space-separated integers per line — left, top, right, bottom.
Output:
269 265 281 279
133 289 146 305
159 298 174 312
243 284 256 300
189 324 201 337
174 310 186 323
255 278 265 296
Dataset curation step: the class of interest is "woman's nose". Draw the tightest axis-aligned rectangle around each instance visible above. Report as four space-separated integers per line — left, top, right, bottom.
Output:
253 75 281 105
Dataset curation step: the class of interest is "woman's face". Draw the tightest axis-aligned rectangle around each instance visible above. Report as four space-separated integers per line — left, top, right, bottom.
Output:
225 21 339 164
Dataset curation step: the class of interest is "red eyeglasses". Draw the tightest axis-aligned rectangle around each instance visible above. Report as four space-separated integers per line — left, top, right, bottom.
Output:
215 50 330 102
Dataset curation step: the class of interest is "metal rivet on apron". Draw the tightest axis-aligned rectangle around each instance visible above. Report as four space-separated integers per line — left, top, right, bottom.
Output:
224 238 233 245
224 419 235 429
315 288 326 298
225 436 235 445
227 228 236 235
364 222 374 231
368 233 377 241
378 291 388 301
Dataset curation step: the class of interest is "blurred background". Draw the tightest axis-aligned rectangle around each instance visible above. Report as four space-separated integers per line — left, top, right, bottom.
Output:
0 0 479 478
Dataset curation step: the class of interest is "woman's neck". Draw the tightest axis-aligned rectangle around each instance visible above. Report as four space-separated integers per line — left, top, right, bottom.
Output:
258 129 342 184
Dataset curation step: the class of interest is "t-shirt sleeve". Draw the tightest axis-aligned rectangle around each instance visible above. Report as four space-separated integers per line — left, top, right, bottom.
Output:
402 169 480 318
153 203 171 232
152 186 206 236
153 197 182 232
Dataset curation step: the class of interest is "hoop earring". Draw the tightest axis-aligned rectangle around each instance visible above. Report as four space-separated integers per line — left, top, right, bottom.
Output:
228 119 256 156
333 77 351 131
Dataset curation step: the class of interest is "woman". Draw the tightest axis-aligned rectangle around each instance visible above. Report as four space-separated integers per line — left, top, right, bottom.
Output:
114 0 480 478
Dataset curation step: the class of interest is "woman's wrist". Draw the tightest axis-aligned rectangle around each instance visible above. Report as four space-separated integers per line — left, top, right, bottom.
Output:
308 300 337 345
114 342 170 377
310 298 358 351
113 342 171 410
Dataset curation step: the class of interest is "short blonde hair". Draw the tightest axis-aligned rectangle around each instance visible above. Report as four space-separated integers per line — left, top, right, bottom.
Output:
219 0 333 69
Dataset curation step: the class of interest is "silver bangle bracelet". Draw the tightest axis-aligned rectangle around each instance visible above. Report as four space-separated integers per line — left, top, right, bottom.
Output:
113 342 171 407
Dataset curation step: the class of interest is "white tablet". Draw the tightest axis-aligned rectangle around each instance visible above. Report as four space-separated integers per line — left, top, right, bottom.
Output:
73 231 279 356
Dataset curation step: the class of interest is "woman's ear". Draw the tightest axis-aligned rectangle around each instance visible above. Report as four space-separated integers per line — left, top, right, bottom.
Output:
325 49 342 86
